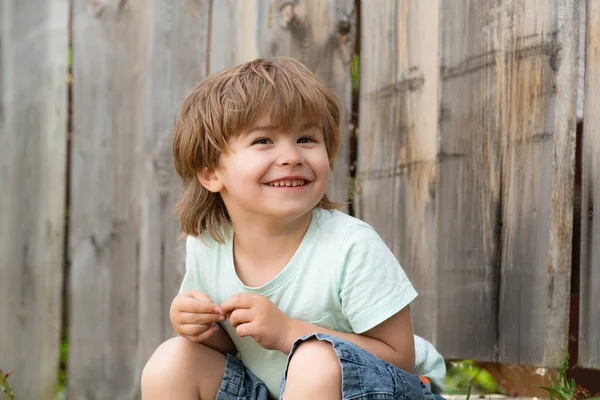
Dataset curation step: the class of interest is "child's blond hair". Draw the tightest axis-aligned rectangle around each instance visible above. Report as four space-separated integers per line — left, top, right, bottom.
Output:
173 57 343 242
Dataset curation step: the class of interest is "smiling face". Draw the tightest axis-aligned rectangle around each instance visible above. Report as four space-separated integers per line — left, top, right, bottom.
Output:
176 58 343 240
199 113 330 223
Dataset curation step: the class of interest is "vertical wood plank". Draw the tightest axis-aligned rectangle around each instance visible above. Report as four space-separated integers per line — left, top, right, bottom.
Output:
69 1 148 397
209 0 354 205
355 1 441 345
360 0 577 364
579 0 600 369
498 0 578 366
138 0 211 375
0 1 68 398
264 0 355 205
209 0 263 74
434 0 503 360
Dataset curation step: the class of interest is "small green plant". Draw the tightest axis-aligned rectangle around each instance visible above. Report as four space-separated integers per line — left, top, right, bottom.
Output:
535 355 600 400
444 360 504 395
0 369 15 400
465 379 472 400
535 355 574 399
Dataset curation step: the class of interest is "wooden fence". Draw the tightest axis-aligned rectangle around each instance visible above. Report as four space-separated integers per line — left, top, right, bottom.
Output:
0 0 598 398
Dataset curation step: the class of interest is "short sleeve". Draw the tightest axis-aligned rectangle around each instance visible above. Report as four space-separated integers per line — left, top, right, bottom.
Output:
337 225 418 333
179 235 200 293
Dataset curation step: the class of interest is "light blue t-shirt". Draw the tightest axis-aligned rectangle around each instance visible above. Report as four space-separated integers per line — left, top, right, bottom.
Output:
180 208 437 396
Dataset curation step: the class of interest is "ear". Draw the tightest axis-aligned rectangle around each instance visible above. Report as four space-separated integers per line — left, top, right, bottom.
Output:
197 168 224 193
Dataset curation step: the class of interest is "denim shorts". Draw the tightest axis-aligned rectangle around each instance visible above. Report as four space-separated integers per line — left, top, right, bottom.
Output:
216 333 446 400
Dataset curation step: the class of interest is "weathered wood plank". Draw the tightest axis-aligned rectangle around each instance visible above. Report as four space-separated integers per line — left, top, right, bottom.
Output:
69 1 148 397
579 0 600 369
138 0 211 376
355 1 441 345
497 0 578 366
435 0 502 360
209 0 264 73
263 0 355 206
0 1 68 398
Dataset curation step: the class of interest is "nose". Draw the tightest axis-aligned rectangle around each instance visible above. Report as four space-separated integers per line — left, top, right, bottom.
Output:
276 142 304 167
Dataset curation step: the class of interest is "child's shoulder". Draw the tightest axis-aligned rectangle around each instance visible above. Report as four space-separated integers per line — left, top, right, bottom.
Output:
314 207 370 228
185 229 230 252
313 208 380 242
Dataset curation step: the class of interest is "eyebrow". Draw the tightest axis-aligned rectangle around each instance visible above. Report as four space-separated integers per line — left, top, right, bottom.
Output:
247 125 278 134
247 122 318 134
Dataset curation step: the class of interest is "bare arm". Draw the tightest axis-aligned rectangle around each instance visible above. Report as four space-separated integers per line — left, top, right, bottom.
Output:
219 293 415 372
283 307 415 372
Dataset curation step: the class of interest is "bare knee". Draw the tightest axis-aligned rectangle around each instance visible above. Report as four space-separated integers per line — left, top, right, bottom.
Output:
141 337 199 391
142 336 193 381
141 336 225 400
287 339 341 378
284 339 341 398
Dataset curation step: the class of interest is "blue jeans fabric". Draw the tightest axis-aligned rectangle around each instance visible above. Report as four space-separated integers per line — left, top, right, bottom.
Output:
216 333 446 400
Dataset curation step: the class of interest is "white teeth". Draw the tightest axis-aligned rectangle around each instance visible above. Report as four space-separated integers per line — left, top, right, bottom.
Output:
269 179 306 187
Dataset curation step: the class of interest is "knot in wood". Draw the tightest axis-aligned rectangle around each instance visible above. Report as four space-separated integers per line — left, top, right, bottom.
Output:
337 19 351 36
91 0 104 17
280 3 296 25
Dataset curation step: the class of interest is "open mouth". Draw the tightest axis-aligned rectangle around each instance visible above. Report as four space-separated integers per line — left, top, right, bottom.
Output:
267 179 308 187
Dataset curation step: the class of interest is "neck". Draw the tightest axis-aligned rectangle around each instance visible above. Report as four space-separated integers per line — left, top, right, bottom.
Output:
230 211 313 266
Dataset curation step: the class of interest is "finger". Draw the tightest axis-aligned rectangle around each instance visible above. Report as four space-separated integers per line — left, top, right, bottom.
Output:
178 323 212 337
220 293 256 314
179 291 219 311
178 297 220 314
229 309 253 328
182 290 213 303
184 324 220 342
235 321 256 339
179 312 225 325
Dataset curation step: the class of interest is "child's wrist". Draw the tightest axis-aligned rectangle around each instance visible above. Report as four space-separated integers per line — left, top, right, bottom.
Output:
281 317 301 354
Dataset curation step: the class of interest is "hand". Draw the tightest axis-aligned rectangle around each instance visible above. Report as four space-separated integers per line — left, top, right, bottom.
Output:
220 293 291 352
170 291 226 342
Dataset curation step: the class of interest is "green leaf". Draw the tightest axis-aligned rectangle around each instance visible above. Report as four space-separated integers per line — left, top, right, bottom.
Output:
465 380 472 400
534 385 570 400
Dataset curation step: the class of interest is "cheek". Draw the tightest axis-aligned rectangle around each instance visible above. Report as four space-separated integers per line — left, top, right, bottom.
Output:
226 155 268 186
314 149 331 173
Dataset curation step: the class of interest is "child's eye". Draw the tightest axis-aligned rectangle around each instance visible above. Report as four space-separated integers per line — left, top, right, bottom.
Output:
298 136 316 144
252 138 271 145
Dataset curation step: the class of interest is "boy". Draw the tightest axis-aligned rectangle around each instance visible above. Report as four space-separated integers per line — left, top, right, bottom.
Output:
141 57 445 399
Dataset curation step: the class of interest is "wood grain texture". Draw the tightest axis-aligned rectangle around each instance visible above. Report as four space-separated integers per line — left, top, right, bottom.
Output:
209 0 266 73
497 0 578 367
0 1 68 398
264 0 355 206
433 0 502 360
579 0 600 369
138 0 211 377
358 0 578 365
69 1 149 397
355 0 441 346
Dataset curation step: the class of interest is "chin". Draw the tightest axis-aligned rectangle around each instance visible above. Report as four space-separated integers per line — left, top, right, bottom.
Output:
264 205 316 220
